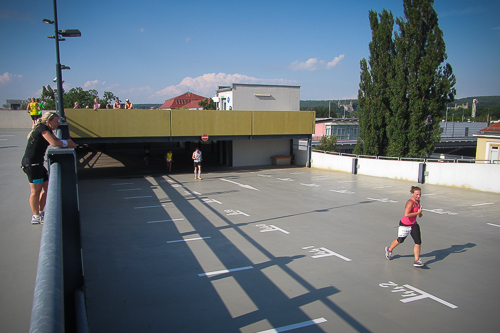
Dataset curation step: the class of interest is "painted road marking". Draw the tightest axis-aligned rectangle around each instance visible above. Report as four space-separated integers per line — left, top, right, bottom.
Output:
379 281 457 309
256 317 327 333
198 266 253 277
147 219 184 224
220 178 259 191
367 197 398 203
277 178 294 181
472 202 494 206
373 185 392 189
111 182 134 185
300 183 320 187
134 204 167 209
487 223 500 228
257 174 272 177
184 190 202 196
224 209 250 217
422 208 457 215
124 196 152 199
167 236 211 243
256 224 290 234
303 246 351 261
117 188 142 191
330 189 354 194
202 198 222 204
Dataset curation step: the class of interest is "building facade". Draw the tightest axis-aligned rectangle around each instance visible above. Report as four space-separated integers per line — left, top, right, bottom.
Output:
213 83 300 111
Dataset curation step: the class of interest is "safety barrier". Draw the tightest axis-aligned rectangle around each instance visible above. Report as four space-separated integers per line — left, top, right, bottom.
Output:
311 150 500 193
29 142 88 332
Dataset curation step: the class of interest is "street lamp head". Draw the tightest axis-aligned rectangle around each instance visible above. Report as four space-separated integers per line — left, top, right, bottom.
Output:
58 29 81 37
61 65 71 70
43 18 54 24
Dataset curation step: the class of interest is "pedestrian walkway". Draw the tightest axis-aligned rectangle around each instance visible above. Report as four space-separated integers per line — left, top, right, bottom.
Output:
0 129 42 332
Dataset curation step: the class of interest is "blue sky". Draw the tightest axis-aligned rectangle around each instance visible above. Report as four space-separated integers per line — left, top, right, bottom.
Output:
1 0 499 105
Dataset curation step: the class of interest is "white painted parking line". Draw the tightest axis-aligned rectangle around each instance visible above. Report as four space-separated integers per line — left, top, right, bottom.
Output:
147 219 184 224
256 317 327 333
134 204 167 209
117 188 142 191
487 223 500 228
472 202 494 206
202 198 222 204
379 281 457 309
220 178 259 190
373 185 392 189
330 189 355 194
111 182 134 185
224 209 250 217
167 236 211 243
257 224 290 234
300 183 320 187
277 178 294 181
124 196 152 199
198 266 253 277
303 246 351 261
422 208 457 215
367 197 398 203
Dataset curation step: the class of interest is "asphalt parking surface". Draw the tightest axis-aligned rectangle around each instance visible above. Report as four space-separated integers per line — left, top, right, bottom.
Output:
79 165 500 332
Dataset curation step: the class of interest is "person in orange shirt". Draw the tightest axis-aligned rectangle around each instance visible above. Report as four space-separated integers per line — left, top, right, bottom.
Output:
125 99 133 109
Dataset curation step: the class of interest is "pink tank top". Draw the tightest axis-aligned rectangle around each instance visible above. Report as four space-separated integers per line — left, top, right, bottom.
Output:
400 199 420 226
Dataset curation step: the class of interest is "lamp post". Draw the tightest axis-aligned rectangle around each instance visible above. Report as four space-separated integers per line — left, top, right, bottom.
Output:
43 0 80 139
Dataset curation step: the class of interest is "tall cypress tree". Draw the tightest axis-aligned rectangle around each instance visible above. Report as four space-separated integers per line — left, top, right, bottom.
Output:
355 9 395 156
398 0 456 157
357 0 455 158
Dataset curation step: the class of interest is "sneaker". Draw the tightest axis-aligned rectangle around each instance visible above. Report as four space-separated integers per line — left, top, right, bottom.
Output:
31 215 42 224
413 259 425 267
39 211 44 224
385 247 392 260
198 177 202 180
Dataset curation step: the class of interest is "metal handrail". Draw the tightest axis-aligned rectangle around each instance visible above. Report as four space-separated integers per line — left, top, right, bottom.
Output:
29 162 65 333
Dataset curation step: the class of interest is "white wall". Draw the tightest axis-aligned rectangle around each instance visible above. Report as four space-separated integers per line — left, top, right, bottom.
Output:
0 110 32 129
311 151 500 193
233 139 290 167
357 158 420 182
232 84 300 111
425 162 500 193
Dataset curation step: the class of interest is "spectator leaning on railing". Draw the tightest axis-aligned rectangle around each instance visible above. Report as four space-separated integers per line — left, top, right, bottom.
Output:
21 111 77 224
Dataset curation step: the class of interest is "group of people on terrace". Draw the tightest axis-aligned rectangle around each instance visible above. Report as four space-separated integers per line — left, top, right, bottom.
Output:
72 98 133 110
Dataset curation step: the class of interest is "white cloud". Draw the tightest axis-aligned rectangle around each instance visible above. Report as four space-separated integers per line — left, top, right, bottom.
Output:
326 54 345 69
153 73 297 98
0 72 22 84
83 80 106 88
290 58 323 71
290 55 345 71
185 37 192 42
140 28 144 33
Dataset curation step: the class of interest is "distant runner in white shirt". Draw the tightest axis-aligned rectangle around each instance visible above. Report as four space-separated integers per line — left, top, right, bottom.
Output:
192 148 202 180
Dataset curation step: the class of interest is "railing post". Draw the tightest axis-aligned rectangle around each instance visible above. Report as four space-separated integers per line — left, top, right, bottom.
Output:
418 163 426 184
47 147 84 332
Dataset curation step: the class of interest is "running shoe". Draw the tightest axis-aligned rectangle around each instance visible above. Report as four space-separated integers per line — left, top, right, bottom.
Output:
40 211 44 224
198 177 202 180
31 215 42 225
385 247 392 260
413 259 425 267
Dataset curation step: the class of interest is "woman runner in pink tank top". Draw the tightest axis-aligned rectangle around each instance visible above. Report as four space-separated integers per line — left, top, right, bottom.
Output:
384 186 425 267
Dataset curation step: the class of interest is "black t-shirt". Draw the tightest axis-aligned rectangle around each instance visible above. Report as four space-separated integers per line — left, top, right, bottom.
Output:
22 124 51 164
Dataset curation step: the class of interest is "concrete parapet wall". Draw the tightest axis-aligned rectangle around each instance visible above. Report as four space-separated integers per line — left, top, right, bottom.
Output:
311 151 500 193
425 162 499 193
0 110 32 129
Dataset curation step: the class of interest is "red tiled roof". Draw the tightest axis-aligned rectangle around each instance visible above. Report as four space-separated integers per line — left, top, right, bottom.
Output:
480 122 500 132
159 92 207 109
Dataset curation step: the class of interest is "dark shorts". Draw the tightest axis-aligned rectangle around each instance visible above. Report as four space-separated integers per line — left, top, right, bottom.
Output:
22 165 48 184
397 221 421 245
194 161 201 168
31 115 41 121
